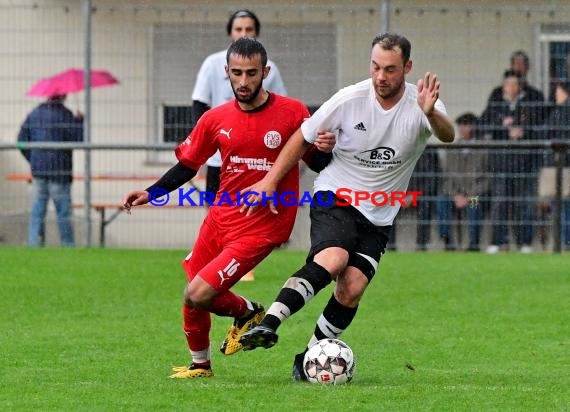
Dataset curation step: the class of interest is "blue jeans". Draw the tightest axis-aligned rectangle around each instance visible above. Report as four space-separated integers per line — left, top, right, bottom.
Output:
29 178 74 247
489 176 534 247
560 199 570 250
438 197 484 247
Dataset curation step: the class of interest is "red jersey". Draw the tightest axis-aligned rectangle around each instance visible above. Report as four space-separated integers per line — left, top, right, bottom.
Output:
175 93 310 244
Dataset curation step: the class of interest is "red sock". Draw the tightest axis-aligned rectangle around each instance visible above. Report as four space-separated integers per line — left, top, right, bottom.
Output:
208 290 248 318
182 304 211 351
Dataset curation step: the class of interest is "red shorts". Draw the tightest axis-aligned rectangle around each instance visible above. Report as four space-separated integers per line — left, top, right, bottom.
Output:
182 216 278 292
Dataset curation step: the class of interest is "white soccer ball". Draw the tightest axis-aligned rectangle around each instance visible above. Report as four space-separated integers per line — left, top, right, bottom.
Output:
303 338 355 385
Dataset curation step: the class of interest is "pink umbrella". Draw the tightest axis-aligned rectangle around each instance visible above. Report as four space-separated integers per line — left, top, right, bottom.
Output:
26 68 119 97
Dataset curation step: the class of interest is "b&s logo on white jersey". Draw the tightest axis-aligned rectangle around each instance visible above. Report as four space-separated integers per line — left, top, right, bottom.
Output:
354 146 401 169
264 131 282 149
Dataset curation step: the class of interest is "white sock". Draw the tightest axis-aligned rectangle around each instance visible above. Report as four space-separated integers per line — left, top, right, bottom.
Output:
190 345 211 364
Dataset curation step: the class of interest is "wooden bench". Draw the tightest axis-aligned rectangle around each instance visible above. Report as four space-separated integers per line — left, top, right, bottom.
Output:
6 173 206 247
80 203 206 247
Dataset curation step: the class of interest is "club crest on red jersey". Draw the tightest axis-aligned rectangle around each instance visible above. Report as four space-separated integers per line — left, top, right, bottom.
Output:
264 131 282 149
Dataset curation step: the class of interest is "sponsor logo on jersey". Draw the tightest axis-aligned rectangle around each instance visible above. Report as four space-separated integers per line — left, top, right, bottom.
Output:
229 155 274 171
354 146 401 169
264 131 282 149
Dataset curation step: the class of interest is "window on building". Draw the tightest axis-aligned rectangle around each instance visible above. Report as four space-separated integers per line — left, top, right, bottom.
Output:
538 24 570 102
150 22 336 162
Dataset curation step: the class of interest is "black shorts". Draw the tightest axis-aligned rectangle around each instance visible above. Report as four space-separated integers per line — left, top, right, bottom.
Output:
307 191 392 280
205 166 221 194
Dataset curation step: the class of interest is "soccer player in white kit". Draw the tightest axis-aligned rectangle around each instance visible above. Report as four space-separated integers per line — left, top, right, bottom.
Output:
192 9 287 197
239 32 455 380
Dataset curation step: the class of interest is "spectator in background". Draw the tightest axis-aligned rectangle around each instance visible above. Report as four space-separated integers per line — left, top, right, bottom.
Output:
192 9 286 198
191 9 287 280
17 94 83 247
407 146 443 251
537 81 570 250
487 50 549 129
488 50 545 103
479 70 545 253
438 113 489 251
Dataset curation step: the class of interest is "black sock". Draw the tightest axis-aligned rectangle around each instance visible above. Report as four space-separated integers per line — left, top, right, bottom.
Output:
313 294 358 341
262 261 332 330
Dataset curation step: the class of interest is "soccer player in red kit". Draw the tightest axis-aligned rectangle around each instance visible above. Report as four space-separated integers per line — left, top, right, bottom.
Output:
122 37 335 378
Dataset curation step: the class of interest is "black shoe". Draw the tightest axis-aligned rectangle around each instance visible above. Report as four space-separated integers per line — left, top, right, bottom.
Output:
292 351 308 382
466 245 480 252
239 325 279 351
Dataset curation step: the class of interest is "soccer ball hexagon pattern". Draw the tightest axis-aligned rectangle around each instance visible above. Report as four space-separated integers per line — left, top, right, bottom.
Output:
302 338 355 384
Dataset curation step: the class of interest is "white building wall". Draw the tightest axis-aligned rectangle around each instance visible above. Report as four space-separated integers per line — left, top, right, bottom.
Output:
1 0 568 249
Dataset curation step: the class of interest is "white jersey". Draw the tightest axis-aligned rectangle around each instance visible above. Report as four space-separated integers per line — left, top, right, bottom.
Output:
192 49 287 167
301 78 447 226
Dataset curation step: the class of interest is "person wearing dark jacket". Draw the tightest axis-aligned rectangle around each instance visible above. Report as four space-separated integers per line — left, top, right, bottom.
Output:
479 70 546 253
487 50 546 104
17 94 83 247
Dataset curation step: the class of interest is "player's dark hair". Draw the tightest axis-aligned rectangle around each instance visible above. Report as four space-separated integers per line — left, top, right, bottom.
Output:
226 37 268 67
226 9 261 36
371 33 412 63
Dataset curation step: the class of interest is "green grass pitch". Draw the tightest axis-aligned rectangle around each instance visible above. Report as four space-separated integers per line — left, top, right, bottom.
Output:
1 248 569 411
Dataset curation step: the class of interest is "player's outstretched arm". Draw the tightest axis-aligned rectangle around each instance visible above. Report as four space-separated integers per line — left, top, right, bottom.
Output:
417 72 455 143
122 162 197 213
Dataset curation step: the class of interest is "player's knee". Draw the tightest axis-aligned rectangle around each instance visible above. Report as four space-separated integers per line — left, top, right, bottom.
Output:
335 291 360 307
335 268 368 307
313 247 349 277
183 285 211 309
334 284 365 307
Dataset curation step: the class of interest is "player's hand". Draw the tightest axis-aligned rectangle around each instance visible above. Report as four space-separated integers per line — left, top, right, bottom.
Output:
417 72 440 116
122 190 149 214
239 179 278 216
313 129 336 153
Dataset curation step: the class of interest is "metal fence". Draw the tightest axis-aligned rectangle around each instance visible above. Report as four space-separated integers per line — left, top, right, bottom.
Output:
2 1 570 252
1 142 568 253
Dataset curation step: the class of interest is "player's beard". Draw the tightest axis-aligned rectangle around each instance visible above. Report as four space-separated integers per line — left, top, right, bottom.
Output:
375 77 405 100
233 81 263 104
